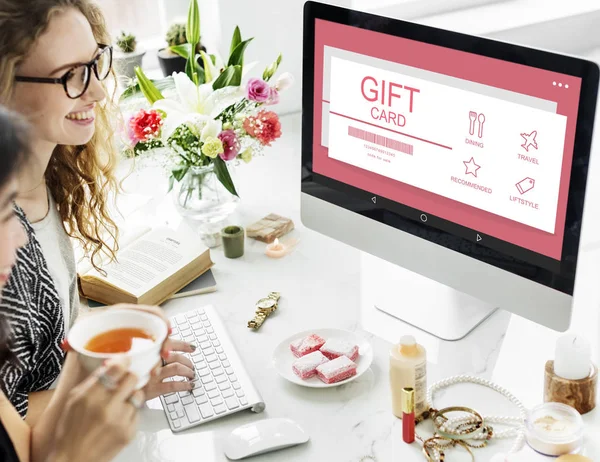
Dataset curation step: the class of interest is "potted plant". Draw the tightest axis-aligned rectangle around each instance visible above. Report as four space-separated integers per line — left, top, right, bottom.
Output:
158 22 207 77
113 31 146 85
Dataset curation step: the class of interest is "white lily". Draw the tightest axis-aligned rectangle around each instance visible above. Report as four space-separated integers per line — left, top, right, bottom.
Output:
153 72 244 141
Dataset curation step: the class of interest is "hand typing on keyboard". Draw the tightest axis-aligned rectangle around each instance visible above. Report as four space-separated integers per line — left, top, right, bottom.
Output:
160 306 265 432
143 337 197 400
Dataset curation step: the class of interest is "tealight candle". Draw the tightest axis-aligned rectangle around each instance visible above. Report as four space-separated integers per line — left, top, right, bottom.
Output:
265 238 287 258
554 334 591 380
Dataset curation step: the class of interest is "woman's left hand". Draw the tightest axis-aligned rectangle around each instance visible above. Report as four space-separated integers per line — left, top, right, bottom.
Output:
143 338 196 401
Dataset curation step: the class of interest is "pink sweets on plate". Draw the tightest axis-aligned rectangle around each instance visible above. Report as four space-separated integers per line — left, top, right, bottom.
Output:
316 356 357 384
292 351 330 379
290 334 326 358
320 338 359 361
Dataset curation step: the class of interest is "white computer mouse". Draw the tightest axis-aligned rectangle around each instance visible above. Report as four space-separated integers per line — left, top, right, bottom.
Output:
223 417 309 460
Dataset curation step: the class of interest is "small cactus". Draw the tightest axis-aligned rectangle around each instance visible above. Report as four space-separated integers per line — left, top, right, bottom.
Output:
165 22 205 54
116 31 137 53
165 23 188 48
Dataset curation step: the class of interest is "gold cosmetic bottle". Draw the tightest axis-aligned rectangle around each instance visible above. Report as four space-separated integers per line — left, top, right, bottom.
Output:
390 335 427 419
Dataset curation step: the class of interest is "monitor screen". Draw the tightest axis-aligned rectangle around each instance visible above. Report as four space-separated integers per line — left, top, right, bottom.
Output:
304 14 597 294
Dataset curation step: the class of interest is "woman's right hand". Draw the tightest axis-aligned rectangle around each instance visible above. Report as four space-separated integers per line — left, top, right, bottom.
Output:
49 356 144 462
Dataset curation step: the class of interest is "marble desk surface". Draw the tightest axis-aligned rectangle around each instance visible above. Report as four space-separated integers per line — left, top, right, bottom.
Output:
112 112 600 462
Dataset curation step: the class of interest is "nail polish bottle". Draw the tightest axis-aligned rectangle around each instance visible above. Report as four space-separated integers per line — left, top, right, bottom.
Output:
402 387 415 444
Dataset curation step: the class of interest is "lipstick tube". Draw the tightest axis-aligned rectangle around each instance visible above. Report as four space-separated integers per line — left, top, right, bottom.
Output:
402 387 415 443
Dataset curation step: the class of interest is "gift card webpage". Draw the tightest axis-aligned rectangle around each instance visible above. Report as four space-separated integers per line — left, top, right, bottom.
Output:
312 19 582 260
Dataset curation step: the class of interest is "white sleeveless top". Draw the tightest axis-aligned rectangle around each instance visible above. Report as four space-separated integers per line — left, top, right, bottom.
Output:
30 193 79 332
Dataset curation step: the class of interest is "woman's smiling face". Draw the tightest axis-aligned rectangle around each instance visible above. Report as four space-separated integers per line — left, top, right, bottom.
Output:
11 7 107 147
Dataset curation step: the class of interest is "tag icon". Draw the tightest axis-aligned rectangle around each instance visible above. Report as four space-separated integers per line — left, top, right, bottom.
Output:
516 177 535 195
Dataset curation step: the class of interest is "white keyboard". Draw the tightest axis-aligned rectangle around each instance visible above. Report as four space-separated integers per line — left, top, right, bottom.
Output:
160 305 265 432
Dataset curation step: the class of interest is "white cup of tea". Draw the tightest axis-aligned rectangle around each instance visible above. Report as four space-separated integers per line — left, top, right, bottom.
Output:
68 309 168 388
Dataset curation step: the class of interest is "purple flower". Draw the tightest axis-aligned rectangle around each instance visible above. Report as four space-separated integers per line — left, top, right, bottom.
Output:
218 130 240 161
246 78 271 103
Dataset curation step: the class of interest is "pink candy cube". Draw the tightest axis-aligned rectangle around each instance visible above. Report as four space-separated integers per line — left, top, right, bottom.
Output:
316 356 357 384
292 351 330 379
320 338 359 361
290 334 326 358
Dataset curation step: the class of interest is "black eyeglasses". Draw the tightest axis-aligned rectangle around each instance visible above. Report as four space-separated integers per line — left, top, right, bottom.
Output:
15 44 113 99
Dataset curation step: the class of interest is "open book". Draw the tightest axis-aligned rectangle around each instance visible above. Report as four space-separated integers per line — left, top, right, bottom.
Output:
79 227 214 306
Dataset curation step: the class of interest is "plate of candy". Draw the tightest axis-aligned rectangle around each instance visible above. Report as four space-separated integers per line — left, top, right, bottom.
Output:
272 328 373 388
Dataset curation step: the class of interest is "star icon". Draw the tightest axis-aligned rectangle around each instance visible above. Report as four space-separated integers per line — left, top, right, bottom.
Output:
463 157 481 177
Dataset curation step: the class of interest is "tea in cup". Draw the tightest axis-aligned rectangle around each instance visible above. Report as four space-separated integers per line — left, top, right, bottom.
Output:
68 309 168 388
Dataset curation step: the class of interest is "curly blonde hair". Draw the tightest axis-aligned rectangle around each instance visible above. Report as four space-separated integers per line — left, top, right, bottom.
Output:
0 0 119 268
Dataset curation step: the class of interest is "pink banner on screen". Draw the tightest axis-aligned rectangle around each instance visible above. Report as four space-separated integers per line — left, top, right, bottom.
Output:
312 19 582 260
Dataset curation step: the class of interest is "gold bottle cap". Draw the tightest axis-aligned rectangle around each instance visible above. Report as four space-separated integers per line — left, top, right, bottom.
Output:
402 387 415 414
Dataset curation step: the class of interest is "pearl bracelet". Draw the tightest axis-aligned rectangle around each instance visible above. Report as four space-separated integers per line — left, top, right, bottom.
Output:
427 375 527 454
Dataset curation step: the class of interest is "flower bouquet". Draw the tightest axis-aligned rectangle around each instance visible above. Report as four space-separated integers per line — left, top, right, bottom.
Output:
120 0 292 221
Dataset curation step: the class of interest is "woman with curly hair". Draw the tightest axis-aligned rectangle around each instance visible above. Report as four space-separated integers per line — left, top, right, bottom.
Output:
0 0 196 422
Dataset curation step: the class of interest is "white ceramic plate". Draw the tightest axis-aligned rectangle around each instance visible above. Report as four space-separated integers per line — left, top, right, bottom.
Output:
272 328 374 388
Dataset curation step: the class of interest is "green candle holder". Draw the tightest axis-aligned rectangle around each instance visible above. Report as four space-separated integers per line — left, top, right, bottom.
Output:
221 225 245 259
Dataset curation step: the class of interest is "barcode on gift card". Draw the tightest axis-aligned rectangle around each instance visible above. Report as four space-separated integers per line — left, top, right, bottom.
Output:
348 126 414 155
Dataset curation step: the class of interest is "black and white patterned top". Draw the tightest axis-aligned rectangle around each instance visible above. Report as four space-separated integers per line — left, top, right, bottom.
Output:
0 205 65 417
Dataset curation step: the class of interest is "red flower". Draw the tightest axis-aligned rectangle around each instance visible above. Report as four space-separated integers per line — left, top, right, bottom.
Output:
243 110 282 146
129 109 162 143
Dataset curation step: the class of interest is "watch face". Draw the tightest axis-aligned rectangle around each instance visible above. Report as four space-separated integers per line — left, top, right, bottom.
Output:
257 298 276 309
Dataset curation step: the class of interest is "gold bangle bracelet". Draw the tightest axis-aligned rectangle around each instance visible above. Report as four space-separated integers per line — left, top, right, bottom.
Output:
432 406 485 441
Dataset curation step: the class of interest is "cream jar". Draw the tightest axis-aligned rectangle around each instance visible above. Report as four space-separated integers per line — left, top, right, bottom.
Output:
525 403 584 456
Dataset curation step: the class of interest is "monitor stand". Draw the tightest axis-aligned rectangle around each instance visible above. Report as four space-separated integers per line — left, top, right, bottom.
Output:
361 253 498 341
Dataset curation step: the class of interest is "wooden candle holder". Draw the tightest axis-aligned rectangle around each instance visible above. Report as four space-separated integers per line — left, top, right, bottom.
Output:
544 360 598 415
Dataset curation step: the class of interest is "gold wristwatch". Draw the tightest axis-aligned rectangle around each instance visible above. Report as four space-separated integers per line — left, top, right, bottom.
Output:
248 292 280 329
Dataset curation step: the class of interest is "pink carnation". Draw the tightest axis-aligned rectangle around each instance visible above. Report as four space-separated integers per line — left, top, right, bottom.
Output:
128 109 162 143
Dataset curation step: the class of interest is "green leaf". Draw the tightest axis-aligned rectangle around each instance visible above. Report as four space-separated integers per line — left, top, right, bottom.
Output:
227 38 253 68
193 55 206 84
212 66 235 90
119 76 174 102
213 156 239 197
167 174 175 193
210 54 216 65
185 57 197 84
134 66 164 104
172 166 189 182
170 43 192 60
186 0 201 47
229 26 242 58
229 65 242 86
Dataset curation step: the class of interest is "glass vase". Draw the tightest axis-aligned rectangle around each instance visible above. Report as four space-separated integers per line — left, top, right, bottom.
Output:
171 164 239 224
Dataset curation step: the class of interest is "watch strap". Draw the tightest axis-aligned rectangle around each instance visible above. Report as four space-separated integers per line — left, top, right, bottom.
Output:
248 292 280 329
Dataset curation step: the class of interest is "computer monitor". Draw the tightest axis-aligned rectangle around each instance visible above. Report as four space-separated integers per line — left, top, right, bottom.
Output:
300 1 599 340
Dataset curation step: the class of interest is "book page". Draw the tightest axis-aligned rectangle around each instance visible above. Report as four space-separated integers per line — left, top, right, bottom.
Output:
77 225 152 276
85 227 207 297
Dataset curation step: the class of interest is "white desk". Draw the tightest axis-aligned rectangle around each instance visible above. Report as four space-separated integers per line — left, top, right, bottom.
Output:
113 112 600 462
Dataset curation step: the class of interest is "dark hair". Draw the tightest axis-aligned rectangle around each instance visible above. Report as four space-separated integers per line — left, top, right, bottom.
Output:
0 105 30 365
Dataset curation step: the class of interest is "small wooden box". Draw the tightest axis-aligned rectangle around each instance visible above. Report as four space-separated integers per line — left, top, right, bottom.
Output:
544 360 598 415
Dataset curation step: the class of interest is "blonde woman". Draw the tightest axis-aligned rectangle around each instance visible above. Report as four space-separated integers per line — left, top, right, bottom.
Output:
0 0 196 421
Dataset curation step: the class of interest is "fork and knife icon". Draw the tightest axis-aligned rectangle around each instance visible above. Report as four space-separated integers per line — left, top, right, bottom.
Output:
468 111 486 138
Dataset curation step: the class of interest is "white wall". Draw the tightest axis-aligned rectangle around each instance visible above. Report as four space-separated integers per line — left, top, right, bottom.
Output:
163 0 600 115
